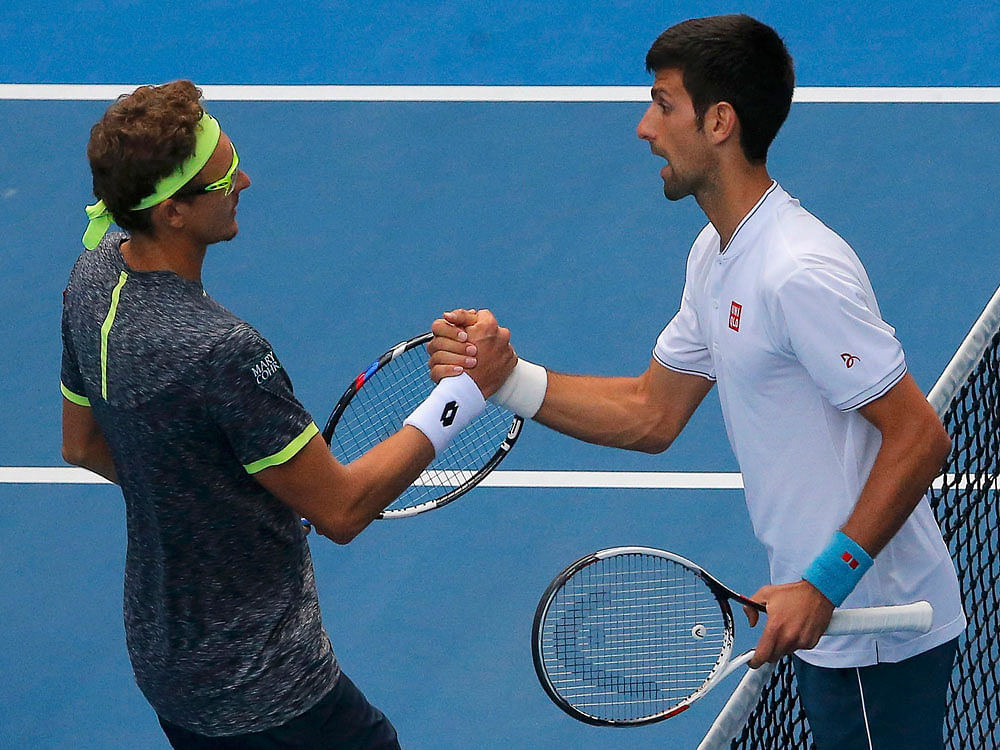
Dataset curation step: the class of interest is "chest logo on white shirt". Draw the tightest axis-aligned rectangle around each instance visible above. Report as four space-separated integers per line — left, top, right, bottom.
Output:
841 353 861 369
728 301 742 331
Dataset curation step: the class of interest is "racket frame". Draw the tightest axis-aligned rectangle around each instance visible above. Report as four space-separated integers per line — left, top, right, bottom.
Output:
531 545 761 727
322 332 524 519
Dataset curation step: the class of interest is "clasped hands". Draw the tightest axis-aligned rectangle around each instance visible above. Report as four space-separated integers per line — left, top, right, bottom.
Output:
427 308 516 399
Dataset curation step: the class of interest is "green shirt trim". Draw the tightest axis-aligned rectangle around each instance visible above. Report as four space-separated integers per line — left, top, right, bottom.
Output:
243 422 319 474
61 381 91 406
100 270 129 400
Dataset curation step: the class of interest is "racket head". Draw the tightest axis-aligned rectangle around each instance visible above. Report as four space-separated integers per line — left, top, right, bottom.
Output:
323 332 523 518
531 546 736 726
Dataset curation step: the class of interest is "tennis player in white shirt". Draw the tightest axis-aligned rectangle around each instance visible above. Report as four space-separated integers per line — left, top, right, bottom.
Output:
429 14 965 750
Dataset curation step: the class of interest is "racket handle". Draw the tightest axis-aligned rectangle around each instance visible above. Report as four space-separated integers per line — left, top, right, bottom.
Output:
718 601 934 682
826 601 933 635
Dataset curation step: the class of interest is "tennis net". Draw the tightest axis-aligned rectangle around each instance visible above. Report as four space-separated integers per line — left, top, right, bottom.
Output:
729 284 1000 750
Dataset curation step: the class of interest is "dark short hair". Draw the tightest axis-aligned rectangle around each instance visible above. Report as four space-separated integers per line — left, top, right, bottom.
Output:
645 15 794 162
86 80 205 235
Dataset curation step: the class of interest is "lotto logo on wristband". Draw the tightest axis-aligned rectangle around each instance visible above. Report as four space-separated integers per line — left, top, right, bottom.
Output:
841 551 860 570
440 401 459 427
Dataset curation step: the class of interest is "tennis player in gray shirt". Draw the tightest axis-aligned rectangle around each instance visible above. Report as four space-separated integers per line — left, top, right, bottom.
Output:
61 80 513 748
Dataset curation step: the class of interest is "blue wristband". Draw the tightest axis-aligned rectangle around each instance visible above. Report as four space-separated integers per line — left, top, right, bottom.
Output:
802 531 874 607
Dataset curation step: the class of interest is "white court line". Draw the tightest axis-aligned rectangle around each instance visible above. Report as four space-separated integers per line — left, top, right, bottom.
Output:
1 467 744 488
1 85 999 103
0 467 993 490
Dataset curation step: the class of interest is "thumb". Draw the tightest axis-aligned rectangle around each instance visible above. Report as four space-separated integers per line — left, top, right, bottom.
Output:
443 308 478 326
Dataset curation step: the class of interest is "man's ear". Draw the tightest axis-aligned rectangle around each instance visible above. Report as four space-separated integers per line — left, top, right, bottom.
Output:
705 101 739 146
151 198 188 231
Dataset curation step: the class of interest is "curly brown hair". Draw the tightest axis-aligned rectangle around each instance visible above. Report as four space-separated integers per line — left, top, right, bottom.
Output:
87 80 205 235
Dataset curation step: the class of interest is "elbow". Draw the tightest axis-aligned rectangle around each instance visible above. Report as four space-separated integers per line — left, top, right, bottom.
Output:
62 443 84 468
322 524 363 546
634 434 674 454
628 418 678 454
317 508 369 545
930 422 952 472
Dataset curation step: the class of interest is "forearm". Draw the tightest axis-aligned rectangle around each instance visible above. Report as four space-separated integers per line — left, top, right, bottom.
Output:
428 313 712 453
256 429 434 544
335 427 435 532
842 421 949 556
534 371 679 453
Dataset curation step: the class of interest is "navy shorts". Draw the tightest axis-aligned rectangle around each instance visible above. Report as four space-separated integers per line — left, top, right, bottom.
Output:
158 671 401 749
794 638 958 750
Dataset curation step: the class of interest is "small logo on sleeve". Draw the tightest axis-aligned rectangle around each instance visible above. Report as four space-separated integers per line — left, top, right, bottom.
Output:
841 551 860 570
251 351 282 384
440 401 459 427
840 353 860 369
728 301 742 331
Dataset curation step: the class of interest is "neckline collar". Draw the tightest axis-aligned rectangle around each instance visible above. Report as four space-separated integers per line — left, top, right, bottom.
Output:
112 235 204 290
718 181 780 259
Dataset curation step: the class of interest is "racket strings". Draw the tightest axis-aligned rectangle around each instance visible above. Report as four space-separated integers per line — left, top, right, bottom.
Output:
539 553 728 722
330 346 514 512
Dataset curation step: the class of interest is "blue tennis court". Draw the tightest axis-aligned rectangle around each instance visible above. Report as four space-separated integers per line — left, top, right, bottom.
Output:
1 3 998 748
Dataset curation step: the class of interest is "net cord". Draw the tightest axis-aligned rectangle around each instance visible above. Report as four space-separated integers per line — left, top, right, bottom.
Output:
928 284 1000 416
697 664 776 750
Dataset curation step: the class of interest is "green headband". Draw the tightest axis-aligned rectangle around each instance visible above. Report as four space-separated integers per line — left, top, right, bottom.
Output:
82 111 223 250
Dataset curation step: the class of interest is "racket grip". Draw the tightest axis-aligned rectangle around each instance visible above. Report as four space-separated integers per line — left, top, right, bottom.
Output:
720 601 933 681
826 601 933 635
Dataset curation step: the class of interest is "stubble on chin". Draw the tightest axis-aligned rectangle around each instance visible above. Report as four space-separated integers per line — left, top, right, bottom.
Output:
662 181 691 202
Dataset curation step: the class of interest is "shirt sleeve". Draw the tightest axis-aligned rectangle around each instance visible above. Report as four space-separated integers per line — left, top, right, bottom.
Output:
773 266 906 411
653 283 716 381
60 288 90 406
205 324 318 474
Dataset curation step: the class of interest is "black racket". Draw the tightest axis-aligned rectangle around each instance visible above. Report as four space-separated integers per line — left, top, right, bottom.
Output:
321 331 523 518
532 546 933 727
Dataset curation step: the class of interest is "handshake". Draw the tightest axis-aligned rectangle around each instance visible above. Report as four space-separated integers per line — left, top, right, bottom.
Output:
428 308 547 418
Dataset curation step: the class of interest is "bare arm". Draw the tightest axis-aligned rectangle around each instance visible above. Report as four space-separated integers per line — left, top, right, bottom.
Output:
62 399 118 484
843 372 951 553
532 363 714 453
256 311 515 544
747 373 951 666
62 391 435 543
252 427 434 544
428 309 714 453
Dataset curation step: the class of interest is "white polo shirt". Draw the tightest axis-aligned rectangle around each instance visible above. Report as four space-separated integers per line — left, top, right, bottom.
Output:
654 182 965 668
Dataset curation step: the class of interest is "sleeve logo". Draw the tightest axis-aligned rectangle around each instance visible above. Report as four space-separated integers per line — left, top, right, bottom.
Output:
840 353 860 369
251 351 282 384
440 400 459 427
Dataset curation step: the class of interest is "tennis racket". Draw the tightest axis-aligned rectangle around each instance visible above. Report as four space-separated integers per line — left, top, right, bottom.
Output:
321 331 522 518
531 546 934 727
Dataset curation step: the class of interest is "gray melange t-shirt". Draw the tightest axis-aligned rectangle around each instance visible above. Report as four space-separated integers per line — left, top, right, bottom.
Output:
60 234 339 735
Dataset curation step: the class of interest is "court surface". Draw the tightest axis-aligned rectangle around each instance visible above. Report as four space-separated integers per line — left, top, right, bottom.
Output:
1 2 997 748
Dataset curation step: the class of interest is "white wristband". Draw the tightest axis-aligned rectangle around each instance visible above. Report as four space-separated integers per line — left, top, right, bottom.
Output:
403 372 486 456
489 358 547 418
